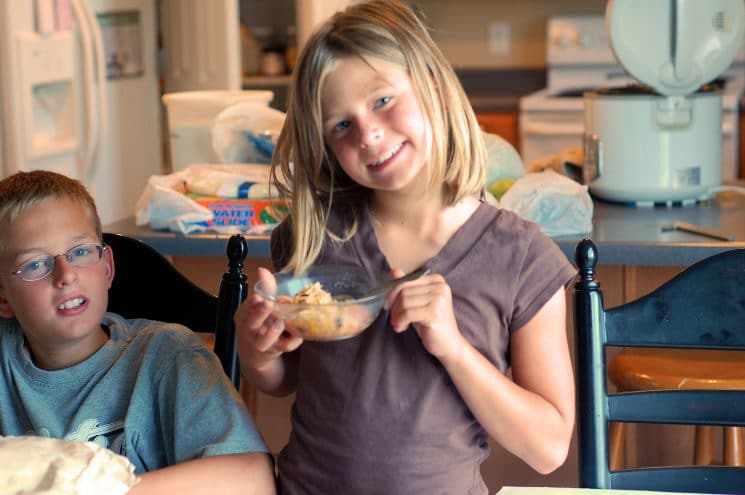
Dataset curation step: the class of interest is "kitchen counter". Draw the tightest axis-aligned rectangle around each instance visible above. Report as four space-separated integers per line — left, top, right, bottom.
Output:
104 191 745 267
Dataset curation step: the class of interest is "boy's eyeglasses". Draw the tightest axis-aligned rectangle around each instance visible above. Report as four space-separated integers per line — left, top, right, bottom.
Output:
0 243 108 282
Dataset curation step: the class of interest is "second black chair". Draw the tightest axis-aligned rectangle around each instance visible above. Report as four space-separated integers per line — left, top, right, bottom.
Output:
573 238 745 494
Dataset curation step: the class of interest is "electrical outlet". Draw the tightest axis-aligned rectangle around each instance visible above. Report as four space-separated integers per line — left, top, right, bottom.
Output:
488 21 510 55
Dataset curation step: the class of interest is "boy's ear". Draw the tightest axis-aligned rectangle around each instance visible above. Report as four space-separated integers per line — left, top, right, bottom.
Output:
0 290 16 319
104 244 115 288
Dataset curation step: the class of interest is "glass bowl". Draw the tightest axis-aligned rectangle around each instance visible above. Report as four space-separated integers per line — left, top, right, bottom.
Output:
254 265 386 341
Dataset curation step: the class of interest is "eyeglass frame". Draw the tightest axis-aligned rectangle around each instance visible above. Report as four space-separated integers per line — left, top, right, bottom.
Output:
0 242 109 282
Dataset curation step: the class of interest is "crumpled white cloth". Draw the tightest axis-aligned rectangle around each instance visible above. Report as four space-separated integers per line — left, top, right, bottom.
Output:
0 436 138 495
500 169 593 237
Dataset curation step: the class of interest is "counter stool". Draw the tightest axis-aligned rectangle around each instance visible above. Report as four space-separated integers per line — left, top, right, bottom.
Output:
608 348 745 470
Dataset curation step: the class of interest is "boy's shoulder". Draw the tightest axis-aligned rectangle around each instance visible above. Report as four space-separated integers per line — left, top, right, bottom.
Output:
106 313 208 356
0 318 22 348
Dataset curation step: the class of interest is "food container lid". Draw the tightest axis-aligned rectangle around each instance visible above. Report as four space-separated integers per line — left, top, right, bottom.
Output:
606 0 745 96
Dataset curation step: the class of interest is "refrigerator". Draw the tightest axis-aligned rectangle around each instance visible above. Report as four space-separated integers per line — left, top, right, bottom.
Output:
0 0 162 225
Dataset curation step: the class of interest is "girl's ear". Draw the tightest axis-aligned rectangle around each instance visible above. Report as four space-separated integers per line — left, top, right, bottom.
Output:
0 290 16 319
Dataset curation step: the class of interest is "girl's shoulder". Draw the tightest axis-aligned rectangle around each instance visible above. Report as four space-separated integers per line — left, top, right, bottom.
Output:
470 203 568 270
459 202 544 248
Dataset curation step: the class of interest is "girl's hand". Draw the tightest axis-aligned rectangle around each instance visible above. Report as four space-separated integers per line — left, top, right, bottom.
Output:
234 267 303 372
386 269 468 363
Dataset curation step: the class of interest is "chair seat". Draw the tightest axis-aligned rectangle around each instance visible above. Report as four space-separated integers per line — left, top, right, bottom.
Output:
609 349 745 391
609 349 745 469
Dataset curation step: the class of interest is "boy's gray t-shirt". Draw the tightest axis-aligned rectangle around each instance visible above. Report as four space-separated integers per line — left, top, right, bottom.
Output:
0 313 268 473
273 202 577 495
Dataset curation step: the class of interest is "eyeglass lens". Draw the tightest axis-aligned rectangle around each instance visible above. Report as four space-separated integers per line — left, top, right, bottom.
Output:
18 243 104 281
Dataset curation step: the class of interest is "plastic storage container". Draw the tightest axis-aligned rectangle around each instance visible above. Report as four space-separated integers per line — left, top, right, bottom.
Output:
162 90 274 171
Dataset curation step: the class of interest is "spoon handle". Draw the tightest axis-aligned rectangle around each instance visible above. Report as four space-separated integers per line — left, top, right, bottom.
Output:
366 267 431 298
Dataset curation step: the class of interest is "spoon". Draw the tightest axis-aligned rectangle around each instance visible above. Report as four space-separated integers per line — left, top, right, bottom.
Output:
362 267 431 299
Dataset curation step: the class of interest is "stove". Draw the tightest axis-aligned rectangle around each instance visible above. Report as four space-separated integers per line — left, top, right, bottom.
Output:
519 15 745 180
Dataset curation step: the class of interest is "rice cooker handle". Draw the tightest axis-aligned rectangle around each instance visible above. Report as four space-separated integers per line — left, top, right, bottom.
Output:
671 0 701 84
582 133 600 185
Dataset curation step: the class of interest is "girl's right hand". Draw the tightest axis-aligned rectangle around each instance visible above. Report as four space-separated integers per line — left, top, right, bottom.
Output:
234 267 303 373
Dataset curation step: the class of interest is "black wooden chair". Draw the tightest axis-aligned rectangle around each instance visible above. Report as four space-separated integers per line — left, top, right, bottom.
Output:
103 232 249 392
573 238 745 493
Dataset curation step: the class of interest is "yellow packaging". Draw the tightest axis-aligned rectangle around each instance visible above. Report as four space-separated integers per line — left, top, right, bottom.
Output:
194 197 287 228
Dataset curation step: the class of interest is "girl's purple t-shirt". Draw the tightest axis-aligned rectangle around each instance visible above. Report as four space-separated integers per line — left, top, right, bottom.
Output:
272 202 576 495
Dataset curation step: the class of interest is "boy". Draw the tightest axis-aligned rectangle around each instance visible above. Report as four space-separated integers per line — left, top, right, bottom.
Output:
0 170 276 494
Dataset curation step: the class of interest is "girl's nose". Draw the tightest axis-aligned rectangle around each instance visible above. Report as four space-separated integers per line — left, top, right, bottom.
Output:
358 120 383 148
52 255 79 287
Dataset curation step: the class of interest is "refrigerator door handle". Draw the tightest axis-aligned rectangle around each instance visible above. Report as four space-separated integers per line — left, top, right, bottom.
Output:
70 0 96 181
70 0 107 184
82 0 107 182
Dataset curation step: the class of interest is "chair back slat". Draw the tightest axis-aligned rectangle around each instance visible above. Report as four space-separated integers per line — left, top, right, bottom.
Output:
611 465 745 493
104 233 217 333
605 250 745 348
573 238 745 493
609 390 745 424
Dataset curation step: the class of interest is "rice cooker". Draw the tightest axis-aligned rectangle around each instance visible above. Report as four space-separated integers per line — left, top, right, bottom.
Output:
583 0 745 203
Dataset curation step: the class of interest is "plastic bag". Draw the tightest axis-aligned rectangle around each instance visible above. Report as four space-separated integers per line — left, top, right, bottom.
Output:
499 169 593 236
135 164 284 235
211 101 286 164
483 131 525 200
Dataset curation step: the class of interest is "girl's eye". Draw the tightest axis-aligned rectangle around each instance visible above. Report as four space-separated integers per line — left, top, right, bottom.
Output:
333 120 350 133
375 96 392 108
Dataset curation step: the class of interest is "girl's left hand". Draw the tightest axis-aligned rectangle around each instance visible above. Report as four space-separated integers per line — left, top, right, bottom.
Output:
386 269 468 362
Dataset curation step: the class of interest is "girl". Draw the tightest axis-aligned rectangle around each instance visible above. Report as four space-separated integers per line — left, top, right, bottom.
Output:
234 1 576 493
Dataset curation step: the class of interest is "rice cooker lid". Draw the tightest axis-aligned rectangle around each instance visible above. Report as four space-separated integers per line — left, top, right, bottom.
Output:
606 0 745 96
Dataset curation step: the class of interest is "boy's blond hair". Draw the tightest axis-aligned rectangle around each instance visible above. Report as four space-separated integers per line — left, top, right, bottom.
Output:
272 0 486 273
0 171 102 254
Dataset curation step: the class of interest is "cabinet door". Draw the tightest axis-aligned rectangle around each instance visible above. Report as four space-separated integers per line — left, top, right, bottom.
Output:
160 0 241 91
476 111 519 152
295 0 356 50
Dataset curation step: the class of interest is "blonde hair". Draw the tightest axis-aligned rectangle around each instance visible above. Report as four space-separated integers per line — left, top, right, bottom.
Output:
273 0 486 273
0 170 102 255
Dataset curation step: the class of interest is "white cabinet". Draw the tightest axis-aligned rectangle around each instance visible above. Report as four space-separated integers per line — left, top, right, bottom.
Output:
159 0 241 92
156 0 358 96
294 0 356 49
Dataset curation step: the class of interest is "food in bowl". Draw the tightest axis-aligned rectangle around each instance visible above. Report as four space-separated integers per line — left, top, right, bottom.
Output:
288 281 335 305
254 265 386 341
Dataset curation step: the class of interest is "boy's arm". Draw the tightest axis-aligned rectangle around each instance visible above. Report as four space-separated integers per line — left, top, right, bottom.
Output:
127 452 276 495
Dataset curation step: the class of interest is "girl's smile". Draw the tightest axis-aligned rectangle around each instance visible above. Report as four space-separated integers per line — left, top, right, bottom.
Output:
367 141 404 168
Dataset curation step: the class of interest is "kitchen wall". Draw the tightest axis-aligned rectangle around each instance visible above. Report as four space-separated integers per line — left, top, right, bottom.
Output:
239 0 606 69
418 0 605 68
